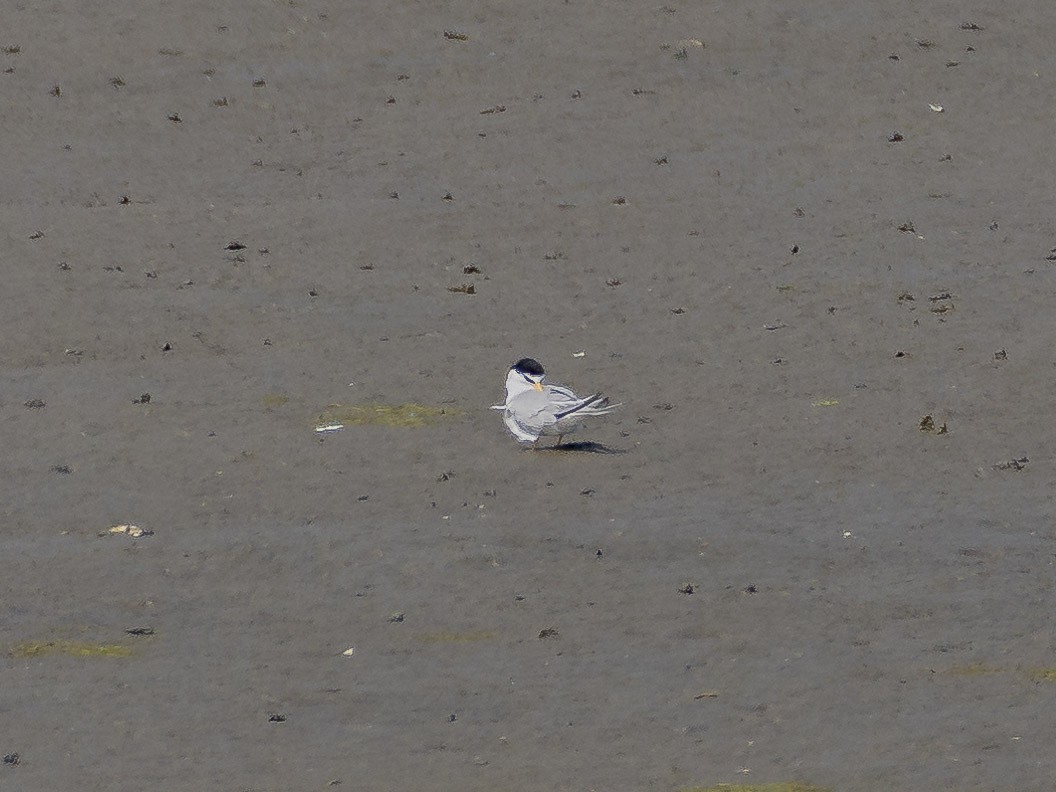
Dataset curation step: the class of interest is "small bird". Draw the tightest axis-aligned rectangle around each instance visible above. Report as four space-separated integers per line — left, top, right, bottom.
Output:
490 358 619 445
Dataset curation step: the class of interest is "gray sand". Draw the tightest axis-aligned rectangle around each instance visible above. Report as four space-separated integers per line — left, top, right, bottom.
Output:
3 2 1055 790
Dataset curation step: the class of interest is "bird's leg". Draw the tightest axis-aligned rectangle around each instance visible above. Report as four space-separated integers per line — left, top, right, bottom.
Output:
556 434 564 447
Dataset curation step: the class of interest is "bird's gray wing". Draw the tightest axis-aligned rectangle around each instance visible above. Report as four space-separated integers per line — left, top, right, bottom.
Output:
554 393 608 419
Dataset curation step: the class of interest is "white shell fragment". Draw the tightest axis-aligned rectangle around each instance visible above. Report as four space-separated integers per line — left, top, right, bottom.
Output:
341 647 356 656
108 524 153 538
314 423 345 433
571 350 586 358
929 103 944 113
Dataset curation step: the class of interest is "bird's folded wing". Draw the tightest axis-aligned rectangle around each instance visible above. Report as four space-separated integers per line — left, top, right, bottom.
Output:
554 394 606 419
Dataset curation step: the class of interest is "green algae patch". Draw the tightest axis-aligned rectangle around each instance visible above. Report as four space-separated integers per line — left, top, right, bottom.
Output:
946 664 1003 677
315 402 460 428
1028 668 1056 682
414 630 496 644
262 393 290 409
11 640 134 658
679 784 830 792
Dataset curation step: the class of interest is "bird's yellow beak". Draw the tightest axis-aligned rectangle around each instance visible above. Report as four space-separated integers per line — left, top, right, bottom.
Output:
532 381 543 392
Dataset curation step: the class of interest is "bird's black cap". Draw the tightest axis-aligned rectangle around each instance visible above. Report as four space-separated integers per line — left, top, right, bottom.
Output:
512 358 545 376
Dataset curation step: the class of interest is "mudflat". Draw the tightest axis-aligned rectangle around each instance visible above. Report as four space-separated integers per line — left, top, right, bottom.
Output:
3 3 1055 791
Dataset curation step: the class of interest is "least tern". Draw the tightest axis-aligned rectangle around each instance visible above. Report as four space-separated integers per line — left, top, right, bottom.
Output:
490 358 620 445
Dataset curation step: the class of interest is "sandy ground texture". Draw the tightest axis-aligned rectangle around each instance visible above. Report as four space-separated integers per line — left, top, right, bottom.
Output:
3 1 1056 790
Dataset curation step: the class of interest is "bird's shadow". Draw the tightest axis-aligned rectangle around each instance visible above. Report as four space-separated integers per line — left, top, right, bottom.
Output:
532 440 626 455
